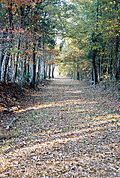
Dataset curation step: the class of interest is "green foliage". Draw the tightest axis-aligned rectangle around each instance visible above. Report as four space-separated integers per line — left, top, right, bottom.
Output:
0 0 119 84
57 0 120 81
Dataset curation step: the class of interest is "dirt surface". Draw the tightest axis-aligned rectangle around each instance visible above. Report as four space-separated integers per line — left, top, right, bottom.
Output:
0 78 120 177
0 80 49 130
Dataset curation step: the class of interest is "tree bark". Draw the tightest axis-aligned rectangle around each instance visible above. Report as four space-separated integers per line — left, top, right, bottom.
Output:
48 64 51 79
3 53 10 82
52 64 55 78
14 35 21 80
92 50 98 84
30 43 36 88
115 36 120 81
0 30 8 80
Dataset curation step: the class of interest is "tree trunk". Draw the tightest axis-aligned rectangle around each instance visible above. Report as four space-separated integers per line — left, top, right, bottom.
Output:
3 1 14 83
108 53 113 79
77 71 80 80
92 50 98 84
98 56 101 81
14 35 21 80
115 36 120 81
0 30 8 80
44 62 47 79
3 53 10 83
30 43 36 88
0 51 5 80
27 58 30 83
48 64 51 79
52 64 55 78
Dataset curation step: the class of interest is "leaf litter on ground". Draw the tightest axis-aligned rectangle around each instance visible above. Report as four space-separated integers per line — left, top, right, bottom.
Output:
0 78 120 177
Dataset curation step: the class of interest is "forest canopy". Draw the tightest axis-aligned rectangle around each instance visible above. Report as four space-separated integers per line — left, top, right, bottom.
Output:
0 0 120 87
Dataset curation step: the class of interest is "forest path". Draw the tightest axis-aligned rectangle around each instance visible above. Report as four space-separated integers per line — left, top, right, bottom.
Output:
0 78 120 178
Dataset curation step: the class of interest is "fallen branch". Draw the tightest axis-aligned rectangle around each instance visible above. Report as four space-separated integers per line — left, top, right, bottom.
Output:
6 117 17 130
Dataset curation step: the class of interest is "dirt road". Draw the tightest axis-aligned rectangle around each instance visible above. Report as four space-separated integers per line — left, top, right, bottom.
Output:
0 78 120 177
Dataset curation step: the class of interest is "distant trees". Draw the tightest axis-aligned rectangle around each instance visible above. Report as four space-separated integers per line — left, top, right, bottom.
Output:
0 0 65 87
0 0 119 86
57 39 88 79
57 0 120 83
